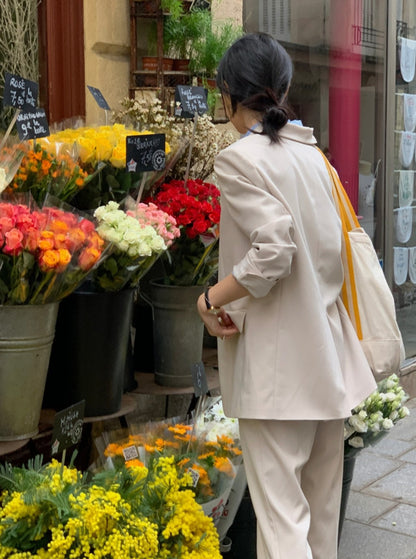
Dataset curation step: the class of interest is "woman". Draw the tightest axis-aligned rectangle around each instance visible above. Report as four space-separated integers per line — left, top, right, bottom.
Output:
196 33 376 559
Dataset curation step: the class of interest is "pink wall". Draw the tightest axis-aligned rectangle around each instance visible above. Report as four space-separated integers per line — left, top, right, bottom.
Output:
329 0 362 212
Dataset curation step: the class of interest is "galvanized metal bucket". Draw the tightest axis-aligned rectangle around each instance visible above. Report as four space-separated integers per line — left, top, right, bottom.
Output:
150 280 205 387
0 302 59 441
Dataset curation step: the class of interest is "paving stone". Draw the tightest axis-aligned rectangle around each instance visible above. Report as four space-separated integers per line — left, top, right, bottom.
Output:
399 447 416 464
351 451 399 490
372 503 416 537
338 520 416 559
386 413 416 442
364 436 415 459
364 463 416 505
345 490 396 524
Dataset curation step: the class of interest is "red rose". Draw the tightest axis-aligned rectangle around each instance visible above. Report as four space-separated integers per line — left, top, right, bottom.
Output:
3 228 24 256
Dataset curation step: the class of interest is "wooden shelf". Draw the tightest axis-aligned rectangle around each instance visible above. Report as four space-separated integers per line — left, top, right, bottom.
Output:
129 0 192 99
133 367 220 396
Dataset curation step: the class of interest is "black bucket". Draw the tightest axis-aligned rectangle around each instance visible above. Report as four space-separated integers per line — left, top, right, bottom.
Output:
44 287 134 416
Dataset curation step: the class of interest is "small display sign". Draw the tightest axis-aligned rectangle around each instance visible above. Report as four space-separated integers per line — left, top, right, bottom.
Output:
126 133 166 172
174 85 208 118
87 85 111 110
51 400 85 455
192 361 209 397
3 72 38 110
122 445 139 462
16 108 50 140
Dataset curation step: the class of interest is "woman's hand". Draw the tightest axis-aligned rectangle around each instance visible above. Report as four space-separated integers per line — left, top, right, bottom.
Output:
197 294 239 340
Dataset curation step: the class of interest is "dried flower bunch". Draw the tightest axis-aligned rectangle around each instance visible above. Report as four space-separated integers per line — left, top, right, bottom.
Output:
112 97 235 181
112 97 183 148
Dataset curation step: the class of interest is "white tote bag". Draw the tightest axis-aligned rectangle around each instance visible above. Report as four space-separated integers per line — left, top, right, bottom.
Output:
319 149 405 380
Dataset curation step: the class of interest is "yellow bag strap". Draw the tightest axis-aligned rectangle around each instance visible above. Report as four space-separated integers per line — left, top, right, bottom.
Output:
316 148 363 339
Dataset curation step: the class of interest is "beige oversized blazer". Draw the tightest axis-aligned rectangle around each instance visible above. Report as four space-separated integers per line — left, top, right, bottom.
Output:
214 123 377 420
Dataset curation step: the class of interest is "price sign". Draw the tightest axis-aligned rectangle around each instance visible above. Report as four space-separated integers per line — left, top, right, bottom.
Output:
174 86 208 118
16 108 50 140
3 72 38 110
87 85 111 110
192 361 209 397
51 400 85 455
122 445 139 462
126 133 166 172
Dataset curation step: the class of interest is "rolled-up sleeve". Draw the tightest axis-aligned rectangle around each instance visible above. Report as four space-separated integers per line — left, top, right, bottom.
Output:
215 148 297 298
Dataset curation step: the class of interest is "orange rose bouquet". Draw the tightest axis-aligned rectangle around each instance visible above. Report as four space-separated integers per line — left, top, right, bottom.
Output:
99 414 242 508
0 199 106 304
2 141 92 206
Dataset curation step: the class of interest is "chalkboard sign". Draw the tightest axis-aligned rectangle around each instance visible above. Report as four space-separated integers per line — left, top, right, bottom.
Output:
87 85 111 110
51 400 85 455
126 133 166 172
3 72 38 110
174 86 208 118
192 361 209 397
16 108 50 140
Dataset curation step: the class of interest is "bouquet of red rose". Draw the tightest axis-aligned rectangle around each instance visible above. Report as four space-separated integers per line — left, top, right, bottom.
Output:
148 178 220 285
0 199 105 304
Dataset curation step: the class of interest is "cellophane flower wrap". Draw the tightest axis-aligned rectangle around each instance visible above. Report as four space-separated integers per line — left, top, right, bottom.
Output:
344 373 410 456
91 198 180 292
2 140 92 205
0 455 222 558
98 399 243 523
0 141 25 196
0 198 105 304
148 179 220 285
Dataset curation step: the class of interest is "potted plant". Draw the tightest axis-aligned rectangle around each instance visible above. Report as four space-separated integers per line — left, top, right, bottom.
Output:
163 9 211 71
189 16 242 82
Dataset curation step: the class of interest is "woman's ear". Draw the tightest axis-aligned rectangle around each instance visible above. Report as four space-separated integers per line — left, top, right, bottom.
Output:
221 93 233 121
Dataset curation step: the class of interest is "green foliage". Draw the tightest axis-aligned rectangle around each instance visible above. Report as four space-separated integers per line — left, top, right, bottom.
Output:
161 0 184 20
71 163 143 211
163 9 211 59
190 18 243 77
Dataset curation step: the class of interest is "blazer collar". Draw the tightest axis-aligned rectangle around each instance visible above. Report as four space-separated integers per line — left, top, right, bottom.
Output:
278 122 317 145
241 122 317 146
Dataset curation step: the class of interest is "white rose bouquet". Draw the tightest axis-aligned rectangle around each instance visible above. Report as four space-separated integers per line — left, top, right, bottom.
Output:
344 373 410 455
91 200 179 291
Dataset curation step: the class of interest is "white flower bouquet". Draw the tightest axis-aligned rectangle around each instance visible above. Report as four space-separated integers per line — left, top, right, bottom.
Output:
91 199 179 291
344 373 410 455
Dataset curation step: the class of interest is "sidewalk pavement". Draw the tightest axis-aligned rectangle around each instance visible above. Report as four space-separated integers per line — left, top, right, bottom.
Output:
338 396 416 559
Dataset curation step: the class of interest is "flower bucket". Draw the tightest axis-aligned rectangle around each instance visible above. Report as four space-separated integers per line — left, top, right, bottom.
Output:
150 280 205 387
0 303 59 441
338 452 358 542
44 287 134 417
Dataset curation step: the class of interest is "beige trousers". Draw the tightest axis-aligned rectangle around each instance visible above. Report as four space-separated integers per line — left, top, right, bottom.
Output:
239 418 345 559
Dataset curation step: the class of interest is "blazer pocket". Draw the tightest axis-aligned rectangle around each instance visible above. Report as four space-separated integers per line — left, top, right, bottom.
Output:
226 310 246 333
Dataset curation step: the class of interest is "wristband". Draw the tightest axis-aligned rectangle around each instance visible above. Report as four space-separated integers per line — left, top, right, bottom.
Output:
204 288 221 315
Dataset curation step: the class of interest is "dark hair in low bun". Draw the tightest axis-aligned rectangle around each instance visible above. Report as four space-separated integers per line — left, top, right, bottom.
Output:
262 106 290 142
216 33 294 143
